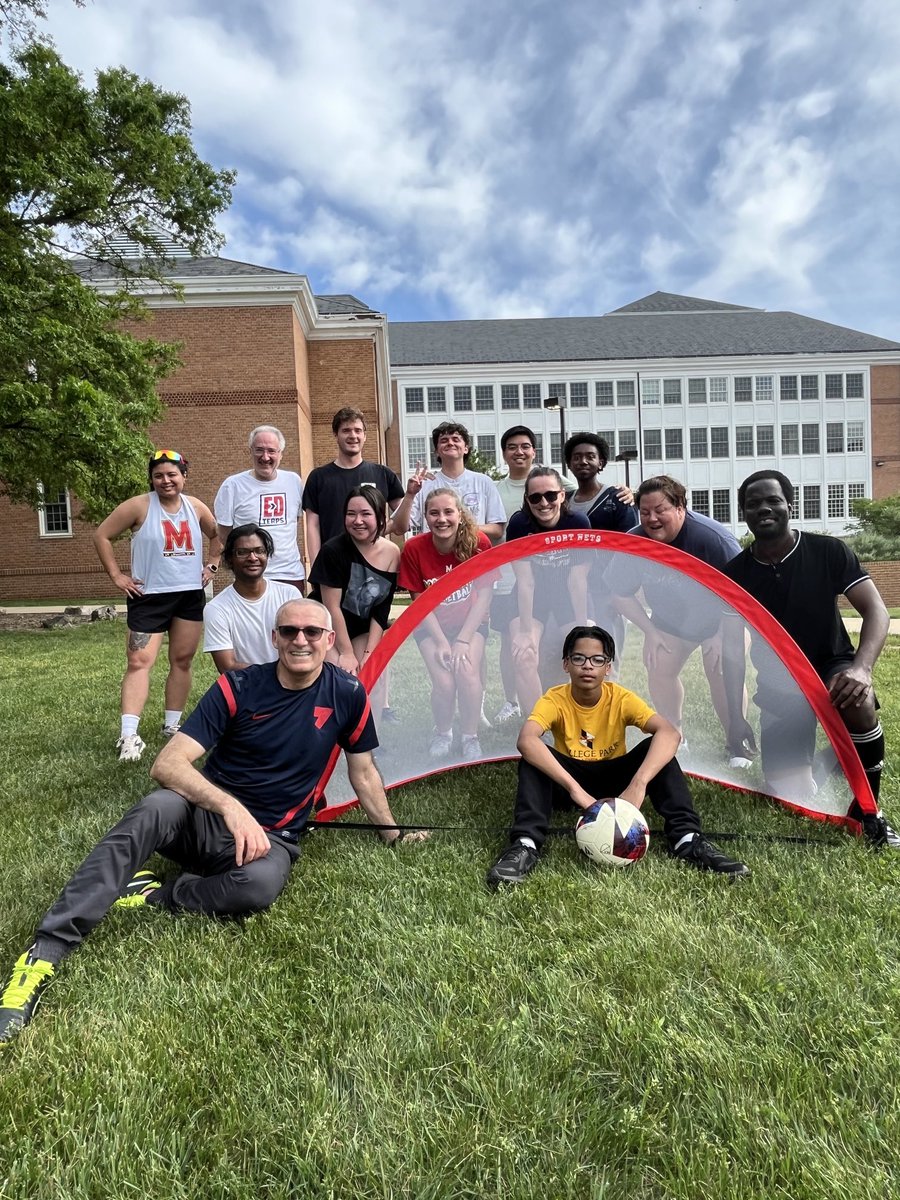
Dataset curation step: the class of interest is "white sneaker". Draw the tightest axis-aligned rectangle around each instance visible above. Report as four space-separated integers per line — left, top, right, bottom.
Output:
116 734 146 762
462 735 483 762
494 701 521 725
429 731 453 760
161 723 181 739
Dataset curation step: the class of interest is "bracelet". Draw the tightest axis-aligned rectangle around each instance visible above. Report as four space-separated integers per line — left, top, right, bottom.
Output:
455 639 470 644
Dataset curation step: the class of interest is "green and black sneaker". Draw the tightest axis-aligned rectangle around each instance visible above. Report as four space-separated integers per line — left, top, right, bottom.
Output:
0 949 55 1045
114 870 163 908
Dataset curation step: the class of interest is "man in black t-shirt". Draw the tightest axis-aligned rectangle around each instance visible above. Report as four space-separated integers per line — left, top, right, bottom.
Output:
302 406 405 568
722 470 898 848
0 599 424 1045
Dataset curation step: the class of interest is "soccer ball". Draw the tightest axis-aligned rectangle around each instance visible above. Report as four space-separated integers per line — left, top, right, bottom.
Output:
575 798 650 868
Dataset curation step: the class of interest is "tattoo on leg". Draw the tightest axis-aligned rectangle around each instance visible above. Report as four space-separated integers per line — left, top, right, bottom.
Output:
128 631 152 652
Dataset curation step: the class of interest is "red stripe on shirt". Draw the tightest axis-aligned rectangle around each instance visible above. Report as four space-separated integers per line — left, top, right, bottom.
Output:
347 696 372 746
216 673 238 718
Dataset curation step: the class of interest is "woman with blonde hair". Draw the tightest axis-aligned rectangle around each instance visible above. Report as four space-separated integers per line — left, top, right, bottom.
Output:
398 488 495 761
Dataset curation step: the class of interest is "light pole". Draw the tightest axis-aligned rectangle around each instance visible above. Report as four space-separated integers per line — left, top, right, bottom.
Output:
615 448 639 490
543 393 567 467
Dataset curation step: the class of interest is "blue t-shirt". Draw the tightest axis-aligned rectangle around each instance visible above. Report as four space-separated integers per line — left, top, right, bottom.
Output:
182 661 377 832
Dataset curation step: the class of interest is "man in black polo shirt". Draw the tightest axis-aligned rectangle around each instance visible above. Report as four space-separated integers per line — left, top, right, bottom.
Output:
722 470 898 847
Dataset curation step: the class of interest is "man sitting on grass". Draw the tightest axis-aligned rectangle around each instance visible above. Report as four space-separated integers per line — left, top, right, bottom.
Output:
486 626 750 888
0 599 424 1046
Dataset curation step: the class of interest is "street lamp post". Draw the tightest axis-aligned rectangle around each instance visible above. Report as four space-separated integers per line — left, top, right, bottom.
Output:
615 448 639 490
543 394 567 467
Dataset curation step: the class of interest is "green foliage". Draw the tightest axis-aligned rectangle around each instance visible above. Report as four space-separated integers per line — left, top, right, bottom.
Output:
466 443 505 481
0 42 234 522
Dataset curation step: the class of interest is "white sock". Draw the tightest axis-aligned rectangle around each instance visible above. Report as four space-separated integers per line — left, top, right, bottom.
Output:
674 833 696 852
164 710 182 729
518 837 537 850
121 715 140 739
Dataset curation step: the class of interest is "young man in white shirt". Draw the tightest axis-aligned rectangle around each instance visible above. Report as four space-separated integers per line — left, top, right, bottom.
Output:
203 525 301 671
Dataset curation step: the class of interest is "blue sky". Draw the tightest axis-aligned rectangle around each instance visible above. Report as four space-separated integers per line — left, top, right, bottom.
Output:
43 0 900 338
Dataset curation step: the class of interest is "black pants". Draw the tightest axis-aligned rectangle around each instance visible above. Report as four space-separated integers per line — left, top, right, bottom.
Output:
36 789 299 958
509 740 702 850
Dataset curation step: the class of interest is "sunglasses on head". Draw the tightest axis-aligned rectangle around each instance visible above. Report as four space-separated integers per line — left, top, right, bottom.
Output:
276 624 328 642
152 450 184 463
526 489 561 505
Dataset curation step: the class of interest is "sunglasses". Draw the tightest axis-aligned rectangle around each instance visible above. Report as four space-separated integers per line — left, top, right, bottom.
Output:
276 625 328 642
526 489 562 505
152 449 184 463
567 653 611 667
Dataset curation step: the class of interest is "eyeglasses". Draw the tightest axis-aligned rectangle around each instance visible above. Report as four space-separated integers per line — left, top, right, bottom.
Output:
151 450 184 463
233 546 268 558
526 490 562 505
567 653 611 667
276 624 328 642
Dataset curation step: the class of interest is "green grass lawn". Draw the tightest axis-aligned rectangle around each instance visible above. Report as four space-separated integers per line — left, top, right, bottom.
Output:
1 623 899 1199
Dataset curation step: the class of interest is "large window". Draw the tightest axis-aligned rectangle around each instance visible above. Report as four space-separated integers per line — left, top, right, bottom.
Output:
848 482 866 505
453 385 472 412
570 381 589 409
616 380 635 407
801 375 819 400
427 386 447 413
663 379 682 405
664 429 683 459
712 489 731 523
523 383 542 410
710 427 729 458
690 428 708 459
533 432 544 460
709 377 728 403
405 387 424 414
595 380 614 407
475 384 494 412
641 379 660 405
827 484 846 519
598 430 616 455
549 432 562 463
644 428 662 459
406 436 428 468
846 373 864 398
548 382 567 404
735 426 754 457
780 375 798 401
826 422 844 453
692 489 710 516
477 435 497 464
734 376 752 403
825 374 843 399
803 485 821 521
757 425 775 456
755 375 774 402
501 384 519 411
781 424 799 455
38 487 72 537
688 378 707 404
847 421 864 453
802 423 820 454
618 428 637 453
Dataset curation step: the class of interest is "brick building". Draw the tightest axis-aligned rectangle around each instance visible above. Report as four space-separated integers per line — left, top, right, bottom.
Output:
0 256 391 601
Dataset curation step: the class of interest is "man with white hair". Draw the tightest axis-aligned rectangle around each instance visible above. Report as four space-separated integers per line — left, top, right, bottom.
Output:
214 425 306 590
0 599 422 1045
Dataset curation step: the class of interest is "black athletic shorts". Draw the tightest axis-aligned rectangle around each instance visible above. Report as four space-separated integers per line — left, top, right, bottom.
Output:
126 588 205 633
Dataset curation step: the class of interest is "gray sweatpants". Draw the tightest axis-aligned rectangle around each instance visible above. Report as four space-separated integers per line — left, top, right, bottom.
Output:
35 789 299 961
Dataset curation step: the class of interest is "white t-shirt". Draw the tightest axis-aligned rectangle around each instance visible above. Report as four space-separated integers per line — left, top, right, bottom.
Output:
203 580 302 665
214 470 305 581
408 468 506 534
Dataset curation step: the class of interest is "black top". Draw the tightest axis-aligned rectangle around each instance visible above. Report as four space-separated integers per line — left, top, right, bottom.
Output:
308 533 398 641
302 462 404 546
722 531 869 672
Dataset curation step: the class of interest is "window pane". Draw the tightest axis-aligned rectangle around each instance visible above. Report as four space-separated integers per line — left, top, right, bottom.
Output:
570 381 589 409
690 428 708 459
550 431 562 462
847 421 864 453
477 434 497 464
802 423 820 454
618 429 637 453
453 385 472 412
803 484 821 521
598 430 616 455
663 379 682 405
688 378 707 404
523 383 541 410
405 387 424 414
848 482 866 504
692 489 710 516
641 379 660 405
712 489 731 523
757 425 775 456
40 488 71 535
825 374 843 399
428 386 447 413
548 382 567 402
755 375 773 402
826 422 844 453
664 429 683 458
736 426 754 456
710 427 729 458
801 375 819 400
846 373 864 399
781 424 799 455
644 428 662 459
475 384 494 412
595 380 614 406
501 384 520 411
709 377 728 403
780 375 798 401
828 484 846 519
734 376 752 403
616 380 635 407
407 436 427 466
533 433 544 460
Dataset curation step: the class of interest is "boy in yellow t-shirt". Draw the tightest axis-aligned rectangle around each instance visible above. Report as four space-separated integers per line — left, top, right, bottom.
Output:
486 626 750 887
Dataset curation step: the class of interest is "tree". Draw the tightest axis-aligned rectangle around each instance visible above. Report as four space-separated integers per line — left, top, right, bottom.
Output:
0 42 235 522
845 493 900 561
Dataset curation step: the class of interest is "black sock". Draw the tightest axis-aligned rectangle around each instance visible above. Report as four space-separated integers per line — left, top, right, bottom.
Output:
851 724 885 804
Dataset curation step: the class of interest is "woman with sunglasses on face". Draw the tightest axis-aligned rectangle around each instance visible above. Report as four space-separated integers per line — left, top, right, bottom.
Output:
308 486 400 692
506 466 591 715
93 451 221 762
398 488 495 761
